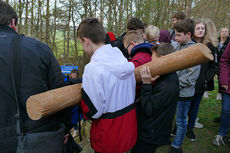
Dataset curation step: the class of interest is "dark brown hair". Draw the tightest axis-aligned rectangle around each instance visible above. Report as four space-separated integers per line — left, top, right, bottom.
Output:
0 1 18 26
77 17 105 44
172 11 186 20
70 69 79 78
151 43 175 56
127 17 144 31
174 18 194 36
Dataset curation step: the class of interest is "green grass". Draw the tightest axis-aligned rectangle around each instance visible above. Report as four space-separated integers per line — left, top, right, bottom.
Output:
157 80 230 153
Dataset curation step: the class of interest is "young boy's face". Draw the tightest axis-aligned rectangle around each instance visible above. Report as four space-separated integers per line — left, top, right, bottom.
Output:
175 30 191 44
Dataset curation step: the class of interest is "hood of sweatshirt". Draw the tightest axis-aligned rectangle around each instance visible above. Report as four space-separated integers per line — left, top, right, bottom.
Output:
91 44 135 80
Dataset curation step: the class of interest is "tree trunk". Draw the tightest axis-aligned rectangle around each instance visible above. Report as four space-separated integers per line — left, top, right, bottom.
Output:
72 5 78 57
52 0 57 56
99 0 104 24
118 0 124 34
187 0 193 17
30 0 34 36
94 0 97 17
17 0 24 34
63 30 66 62
36 0 42 39
107 1 113 32
24 0 29 35
66 0 72 63
45 0 50 44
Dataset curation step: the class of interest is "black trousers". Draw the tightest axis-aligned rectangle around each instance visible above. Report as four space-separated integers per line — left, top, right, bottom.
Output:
131 139 159 153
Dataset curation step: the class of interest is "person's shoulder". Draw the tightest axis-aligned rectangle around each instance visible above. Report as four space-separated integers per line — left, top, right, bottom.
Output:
83 63 107 83
22 35 43 44
84 62 105 75
22 35 51 51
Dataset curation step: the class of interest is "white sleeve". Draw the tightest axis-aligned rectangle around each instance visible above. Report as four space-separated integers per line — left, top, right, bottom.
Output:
82 64 105 119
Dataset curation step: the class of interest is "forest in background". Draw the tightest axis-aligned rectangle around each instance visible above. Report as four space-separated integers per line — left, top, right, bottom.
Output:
5 0 230 74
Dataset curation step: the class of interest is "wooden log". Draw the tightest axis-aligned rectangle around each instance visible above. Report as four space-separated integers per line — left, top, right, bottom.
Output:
134 43 213 82
27 84 82 120
27 43 213 120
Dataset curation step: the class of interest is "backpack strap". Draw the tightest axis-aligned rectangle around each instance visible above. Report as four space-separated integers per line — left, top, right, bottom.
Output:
10 34 24 135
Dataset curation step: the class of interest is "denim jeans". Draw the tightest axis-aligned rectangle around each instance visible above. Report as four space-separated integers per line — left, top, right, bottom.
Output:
219 93 230 136
188 92 204 129
172 100 191 149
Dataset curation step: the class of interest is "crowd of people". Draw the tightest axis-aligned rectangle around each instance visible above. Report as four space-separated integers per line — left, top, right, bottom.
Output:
1 1 230 153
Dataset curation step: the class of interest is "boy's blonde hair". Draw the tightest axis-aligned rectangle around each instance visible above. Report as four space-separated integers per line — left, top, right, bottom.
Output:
145 25 160 42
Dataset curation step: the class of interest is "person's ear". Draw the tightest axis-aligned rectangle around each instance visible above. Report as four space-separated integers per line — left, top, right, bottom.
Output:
187 32 191 37
84 37 91 46
82 37 87 42
11 18 17 32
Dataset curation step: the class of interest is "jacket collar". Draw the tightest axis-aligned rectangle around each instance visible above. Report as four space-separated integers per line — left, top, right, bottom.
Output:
0 24 17 34
130 43 153 57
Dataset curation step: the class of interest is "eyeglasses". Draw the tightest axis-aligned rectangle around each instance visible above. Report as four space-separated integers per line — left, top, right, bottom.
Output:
125 43 131 51
125 41 137 51
149 40 158 44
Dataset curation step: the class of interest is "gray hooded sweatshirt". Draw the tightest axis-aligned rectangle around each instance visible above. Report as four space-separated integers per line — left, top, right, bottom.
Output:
175 40 201 98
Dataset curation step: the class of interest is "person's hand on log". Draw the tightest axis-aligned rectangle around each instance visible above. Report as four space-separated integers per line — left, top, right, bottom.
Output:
140 66 159 84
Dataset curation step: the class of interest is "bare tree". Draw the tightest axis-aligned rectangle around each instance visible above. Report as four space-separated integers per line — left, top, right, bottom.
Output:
24 0 29 35
30 0 34 36
45 0 50 44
